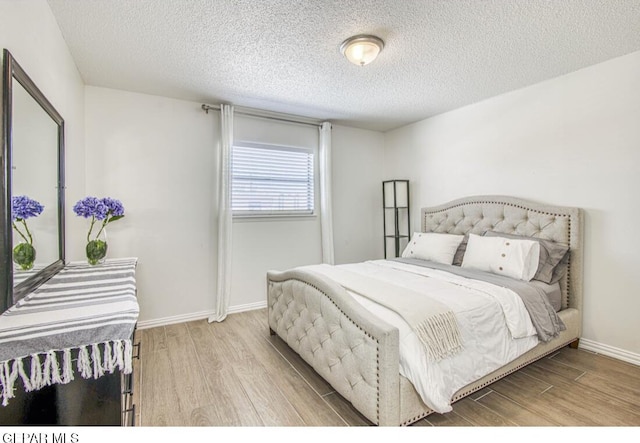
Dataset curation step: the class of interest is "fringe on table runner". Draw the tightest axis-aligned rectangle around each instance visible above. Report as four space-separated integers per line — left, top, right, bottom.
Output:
0 339 133 407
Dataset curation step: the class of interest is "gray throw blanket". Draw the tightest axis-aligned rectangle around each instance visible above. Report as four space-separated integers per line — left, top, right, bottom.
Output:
393 258 566 342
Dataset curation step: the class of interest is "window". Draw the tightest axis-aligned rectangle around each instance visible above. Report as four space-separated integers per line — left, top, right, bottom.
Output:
232 143 315 217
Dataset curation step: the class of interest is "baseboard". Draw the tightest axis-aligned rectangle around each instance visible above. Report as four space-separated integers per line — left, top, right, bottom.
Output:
228 300 268 315
136 300 268 330
579 338 640 367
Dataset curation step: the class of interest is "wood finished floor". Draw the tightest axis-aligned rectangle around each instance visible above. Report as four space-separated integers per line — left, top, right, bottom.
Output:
132 309 640 426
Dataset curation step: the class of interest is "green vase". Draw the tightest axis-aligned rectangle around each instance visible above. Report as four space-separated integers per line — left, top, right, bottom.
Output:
86 228 108 265
13 242 36 271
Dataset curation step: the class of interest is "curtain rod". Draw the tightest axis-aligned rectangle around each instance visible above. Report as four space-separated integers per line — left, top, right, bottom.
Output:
201 103 325 128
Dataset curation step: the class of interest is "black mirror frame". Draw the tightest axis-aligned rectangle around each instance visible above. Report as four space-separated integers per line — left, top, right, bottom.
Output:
1 49 66 312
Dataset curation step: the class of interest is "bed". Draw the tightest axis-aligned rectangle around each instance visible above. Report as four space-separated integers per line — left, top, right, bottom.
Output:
267 195 583 426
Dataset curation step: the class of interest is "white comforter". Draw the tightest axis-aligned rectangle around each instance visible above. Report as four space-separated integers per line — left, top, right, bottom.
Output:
337 260 539 414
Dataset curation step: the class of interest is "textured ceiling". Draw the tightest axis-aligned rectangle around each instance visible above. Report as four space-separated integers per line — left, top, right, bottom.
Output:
47 0 640 132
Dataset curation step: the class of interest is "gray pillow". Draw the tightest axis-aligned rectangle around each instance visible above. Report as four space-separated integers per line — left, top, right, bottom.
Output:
483 231 569 284
549 249 570 284
452 234 468 266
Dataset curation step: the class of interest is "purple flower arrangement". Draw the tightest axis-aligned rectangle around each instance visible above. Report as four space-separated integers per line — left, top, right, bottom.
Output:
12 195 44 222
11 195 44 270
73 196 125 265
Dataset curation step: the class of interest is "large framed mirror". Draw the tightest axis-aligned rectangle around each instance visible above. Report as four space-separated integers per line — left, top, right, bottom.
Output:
1 49 65 312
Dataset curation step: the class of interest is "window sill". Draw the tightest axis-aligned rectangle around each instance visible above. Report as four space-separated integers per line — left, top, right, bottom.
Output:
232 213 318 223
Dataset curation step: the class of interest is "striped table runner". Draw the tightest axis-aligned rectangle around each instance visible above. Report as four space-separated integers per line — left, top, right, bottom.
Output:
0 258 139 406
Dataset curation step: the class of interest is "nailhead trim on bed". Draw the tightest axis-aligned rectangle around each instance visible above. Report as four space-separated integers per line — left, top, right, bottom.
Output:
401 413 430 426
270 278 382 424
423 200 569 217
565 216 572 308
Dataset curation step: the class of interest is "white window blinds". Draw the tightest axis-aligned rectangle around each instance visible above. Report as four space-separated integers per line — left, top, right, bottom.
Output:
232 143 315 216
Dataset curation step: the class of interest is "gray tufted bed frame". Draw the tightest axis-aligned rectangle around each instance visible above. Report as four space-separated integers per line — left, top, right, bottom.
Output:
267 195 583 426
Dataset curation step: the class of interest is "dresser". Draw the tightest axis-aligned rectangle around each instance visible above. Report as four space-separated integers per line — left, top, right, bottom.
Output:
0 258 140 426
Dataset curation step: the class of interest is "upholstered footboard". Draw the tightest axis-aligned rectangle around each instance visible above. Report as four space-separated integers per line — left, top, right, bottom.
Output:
267 269 400 425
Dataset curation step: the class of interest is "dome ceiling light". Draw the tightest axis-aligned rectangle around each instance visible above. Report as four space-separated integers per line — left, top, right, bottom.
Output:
340 35 384 66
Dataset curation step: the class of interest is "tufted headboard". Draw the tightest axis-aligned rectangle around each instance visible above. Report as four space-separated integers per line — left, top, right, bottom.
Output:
421 195 583 311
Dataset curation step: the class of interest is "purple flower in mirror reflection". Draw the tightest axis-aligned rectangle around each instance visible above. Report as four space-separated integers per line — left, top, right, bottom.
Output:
73 196 125 242
11 195 44 245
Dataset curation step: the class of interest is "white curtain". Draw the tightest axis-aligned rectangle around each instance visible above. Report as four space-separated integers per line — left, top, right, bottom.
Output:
209 104 234 323
319 122 335 265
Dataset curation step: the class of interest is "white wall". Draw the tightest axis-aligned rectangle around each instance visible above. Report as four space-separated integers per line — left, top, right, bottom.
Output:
85 86 385 323
383 50 640 356
84 87 218 323
332 125 385 264
0 0 86 260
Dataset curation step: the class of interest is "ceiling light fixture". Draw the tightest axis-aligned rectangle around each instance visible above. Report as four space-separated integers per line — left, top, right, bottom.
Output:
340 34 384 66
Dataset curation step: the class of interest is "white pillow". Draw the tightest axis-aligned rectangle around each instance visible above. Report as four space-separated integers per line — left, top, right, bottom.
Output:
461 233 541 281
401 232 465 265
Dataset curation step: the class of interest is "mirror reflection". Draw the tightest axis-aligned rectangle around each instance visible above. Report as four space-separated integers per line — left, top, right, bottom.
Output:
1 48 65 310
11 80 60 275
